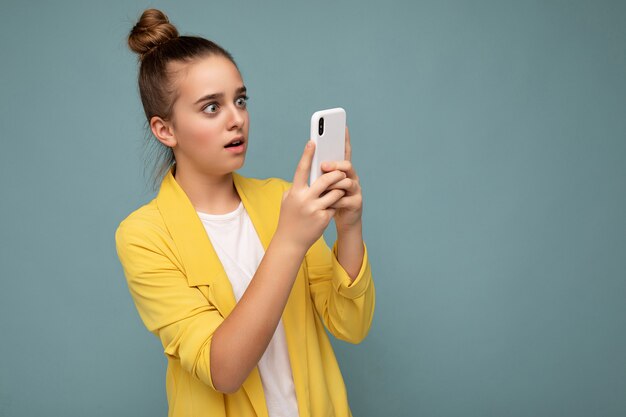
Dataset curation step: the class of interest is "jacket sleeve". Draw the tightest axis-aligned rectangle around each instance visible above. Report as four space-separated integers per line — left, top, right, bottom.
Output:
115 218 224 391
305 233 376 344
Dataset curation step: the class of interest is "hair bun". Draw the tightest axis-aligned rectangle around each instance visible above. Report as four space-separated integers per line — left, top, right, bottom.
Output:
128 8 179 58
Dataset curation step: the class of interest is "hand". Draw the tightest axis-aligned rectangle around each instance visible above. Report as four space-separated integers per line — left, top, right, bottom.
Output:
320 126 363 232
275 140 348 252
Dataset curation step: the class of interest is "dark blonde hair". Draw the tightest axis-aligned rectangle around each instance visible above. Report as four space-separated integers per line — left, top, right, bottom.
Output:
127 8 239 190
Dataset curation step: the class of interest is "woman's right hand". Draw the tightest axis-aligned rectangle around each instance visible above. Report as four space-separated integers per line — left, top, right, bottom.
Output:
275 140 347 252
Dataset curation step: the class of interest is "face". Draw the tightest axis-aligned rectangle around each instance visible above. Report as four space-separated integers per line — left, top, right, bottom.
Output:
162 55 249 177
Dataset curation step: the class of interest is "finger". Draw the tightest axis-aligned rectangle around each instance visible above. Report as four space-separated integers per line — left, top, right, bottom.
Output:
315 188 346 210
292 140 315 188
325 178 358 194
321 160 357 179
309 170 346 198
345 125 352 162
329 194 362 210
321 160 352 172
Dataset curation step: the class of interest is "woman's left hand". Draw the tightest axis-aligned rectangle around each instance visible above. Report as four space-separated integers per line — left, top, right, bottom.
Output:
320 126 363 232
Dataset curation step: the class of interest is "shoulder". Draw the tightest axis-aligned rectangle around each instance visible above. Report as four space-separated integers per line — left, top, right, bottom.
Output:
115 199 169 247
114 199 186 272
117 198 161 229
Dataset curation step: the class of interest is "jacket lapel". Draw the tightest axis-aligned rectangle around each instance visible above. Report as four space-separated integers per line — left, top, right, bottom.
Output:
155 164 237 317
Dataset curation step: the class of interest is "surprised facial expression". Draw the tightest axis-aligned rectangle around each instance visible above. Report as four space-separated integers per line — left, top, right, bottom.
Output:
168 55 249 176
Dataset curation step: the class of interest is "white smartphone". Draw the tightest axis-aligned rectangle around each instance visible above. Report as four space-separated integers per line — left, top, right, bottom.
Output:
309 107 346 187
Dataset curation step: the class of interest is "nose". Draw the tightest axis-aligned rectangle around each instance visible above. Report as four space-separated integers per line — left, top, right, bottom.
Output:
226 103 245 130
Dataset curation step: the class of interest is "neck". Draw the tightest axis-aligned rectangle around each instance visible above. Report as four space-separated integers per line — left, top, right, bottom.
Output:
173 163 241 214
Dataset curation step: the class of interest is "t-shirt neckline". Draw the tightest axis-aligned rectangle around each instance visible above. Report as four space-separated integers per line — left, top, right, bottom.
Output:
196 201 244 221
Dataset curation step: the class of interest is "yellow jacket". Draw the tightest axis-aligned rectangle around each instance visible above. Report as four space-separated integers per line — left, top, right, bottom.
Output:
115 164 375 417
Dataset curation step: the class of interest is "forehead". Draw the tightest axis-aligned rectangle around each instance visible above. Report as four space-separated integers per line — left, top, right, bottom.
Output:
170 55 242 101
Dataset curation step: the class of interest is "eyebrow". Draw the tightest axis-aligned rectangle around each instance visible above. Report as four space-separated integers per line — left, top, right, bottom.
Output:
193 86 247 105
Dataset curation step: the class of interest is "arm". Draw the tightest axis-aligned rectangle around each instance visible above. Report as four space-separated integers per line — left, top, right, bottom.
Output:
115 219 226 391
115 217 309 394
335 220 364 282
209 232 307 393
306 232 375 344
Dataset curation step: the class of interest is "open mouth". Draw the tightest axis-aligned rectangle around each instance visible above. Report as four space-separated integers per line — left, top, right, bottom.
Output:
224 139 244 148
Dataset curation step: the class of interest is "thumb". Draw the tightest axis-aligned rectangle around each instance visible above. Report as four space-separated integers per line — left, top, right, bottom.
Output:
293 140 315 188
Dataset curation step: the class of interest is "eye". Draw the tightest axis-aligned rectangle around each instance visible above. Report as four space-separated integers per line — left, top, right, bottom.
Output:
235 95 249 108
203 103 219 114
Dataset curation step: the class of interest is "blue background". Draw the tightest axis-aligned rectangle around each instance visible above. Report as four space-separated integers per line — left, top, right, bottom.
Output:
1 1 625 416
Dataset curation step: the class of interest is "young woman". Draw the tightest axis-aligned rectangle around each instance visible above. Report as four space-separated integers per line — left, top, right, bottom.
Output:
115 8 375 417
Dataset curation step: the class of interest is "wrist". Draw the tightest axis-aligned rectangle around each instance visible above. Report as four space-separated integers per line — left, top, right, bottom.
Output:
271 229 309 258
337 219 362 238
334 223 365 282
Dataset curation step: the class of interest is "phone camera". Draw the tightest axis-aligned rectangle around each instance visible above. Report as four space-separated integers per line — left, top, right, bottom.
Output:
318 117 324 136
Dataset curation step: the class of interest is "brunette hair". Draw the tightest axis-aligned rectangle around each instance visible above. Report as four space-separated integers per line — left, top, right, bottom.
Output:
127 8 239 190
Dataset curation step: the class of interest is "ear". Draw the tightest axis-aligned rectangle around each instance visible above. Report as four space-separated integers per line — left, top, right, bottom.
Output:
150 116 177 148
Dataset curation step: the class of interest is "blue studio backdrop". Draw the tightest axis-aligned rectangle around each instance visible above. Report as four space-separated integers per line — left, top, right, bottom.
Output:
1 1 625 416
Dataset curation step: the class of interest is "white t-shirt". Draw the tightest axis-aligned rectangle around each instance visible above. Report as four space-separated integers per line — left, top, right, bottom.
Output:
197 201 299 417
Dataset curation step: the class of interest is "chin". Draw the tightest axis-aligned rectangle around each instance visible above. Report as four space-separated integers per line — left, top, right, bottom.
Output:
233 156 246 170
